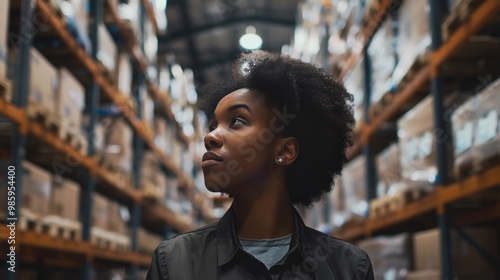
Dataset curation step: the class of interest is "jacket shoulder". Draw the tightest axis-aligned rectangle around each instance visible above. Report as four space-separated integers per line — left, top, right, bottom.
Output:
156 222 218 253
304 227 373 279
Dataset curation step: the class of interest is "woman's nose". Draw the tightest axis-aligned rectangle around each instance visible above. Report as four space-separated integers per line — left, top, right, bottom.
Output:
204 129 222 150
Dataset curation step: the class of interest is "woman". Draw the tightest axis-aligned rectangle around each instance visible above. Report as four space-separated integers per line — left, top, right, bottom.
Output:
146 51 374 279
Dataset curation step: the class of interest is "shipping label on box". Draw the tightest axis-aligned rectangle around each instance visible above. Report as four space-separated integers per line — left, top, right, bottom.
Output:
56 68 85 127
30 48 59 112
22 161 52 216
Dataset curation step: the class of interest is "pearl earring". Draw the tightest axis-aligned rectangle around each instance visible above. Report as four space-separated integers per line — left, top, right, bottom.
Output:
278 158 283 164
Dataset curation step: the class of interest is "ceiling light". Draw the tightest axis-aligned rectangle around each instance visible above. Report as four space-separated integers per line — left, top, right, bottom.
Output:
239 25 262 50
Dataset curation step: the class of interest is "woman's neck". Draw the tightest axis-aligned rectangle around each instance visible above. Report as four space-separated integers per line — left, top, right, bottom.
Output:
232 188 294 239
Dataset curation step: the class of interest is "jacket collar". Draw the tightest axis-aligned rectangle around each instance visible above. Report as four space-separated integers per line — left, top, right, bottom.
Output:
215 205 313 266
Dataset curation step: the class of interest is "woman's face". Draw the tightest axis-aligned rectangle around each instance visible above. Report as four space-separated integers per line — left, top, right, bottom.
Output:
202 88 282 195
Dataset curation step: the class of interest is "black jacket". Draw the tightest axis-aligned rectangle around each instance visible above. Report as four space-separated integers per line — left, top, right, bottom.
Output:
146 207 374 280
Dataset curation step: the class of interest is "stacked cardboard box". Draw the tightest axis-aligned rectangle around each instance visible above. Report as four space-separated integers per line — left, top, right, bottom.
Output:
0 0 9 78
29 48 60 113
92 193 109 229
50 178 80 221
141 151 167 202
108 201 129 236
103 118 132 173
55 68 85 128
21 161 53 216
119 0 141 43
56 0 90 52
153 117 169 154
138 228 163 254
411 228 498 279
358 233 411 280
141 89 155 132
376 143 402 198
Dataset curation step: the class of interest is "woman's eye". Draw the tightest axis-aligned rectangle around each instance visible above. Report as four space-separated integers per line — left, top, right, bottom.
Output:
230 118 245 127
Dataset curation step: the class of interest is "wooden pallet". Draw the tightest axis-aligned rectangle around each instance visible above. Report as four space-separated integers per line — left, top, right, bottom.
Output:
442 0 483 41
0 78 12 103
91 227 131 252
19 210 82 241
370 187 432 219
26 104 59 132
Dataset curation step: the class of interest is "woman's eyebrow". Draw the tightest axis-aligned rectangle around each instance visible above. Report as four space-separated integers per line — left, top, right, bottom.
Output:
227 103 252 113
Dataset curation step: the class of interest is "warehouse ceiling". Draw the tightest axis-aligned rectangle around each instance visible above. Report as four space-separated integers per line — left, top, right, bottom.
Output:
158 0 299 86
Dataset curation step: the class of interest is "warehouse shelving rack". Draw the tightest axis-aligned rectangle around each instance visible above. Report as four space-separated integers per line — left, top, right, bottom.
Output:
331 0 500 279
0 0 207 278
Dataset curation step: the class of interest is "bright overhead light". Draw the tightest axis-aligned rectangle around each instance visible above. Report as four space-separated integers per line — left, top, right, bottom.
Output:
239 25 262 50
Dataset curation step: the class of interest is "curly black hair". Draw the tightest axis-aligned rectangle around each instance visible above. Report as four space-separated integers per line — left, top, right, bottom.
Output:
198 51 355 206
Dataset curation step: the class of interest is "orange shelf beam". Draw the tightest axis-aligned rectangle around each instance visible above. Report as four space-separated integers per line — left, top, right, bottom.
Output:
431 0 500 75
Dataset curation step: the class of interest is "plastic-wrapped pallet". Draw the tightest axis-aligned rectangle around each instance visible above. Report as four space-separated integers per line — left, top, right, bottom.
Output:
398 95 438 193
367 18 397 104
341 155 368 219
104 118 132 173
50 178 80 221
20 161 52 217
451 93 477 178
0 0 9 78
98 24 117 74
56 68 85 127
471 78 500 172
357 233 411 280
119 0 141 44
392 0 431 86
29 48 60 113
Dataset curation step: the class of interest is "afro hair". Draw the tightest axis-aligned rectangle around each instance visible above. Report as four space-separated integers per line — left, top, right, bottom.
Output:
198 51 355 206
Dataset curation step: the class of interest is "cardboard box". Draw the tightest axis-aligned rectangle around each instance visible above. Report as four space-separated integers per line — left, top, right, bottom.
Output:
414 228 498 279
451 94 477 177
92 193 109 229
22 161 52 216
30 48 59 111
104 118 132 172
0 0 9 78
116 53 132 97
358 233 410 280
376 144 401 197
50 178 80 221
154 117 168 154
407 270 441 280
341 155 367 217
98 24 117 73
141 89 154 130
56 68 85 127
107 201 129 235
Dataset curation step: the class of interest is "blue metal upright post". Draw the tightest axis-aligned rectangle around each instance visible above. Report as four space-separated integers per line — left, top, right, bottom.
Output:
80 0 103 279
362 48 377 205
6 0 34 279
428 0 453 279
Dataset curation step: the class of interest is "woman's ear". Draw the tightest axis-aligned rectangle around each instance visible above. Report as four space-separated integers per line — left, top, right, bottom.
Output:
275 137 299 165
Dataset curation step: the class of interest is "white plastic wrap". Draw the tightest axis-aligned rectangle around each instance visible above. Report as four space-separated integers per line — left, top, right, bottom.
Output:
368 18 396 104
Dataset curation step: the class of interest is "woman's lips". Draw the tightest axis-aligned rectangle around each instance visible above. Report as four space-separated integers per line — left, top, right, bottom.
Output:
202 152 223 168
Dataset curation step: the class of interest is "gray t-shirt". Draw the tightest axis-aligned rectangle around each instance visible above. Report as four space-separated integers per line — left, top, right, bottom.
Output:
238 234 292 270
